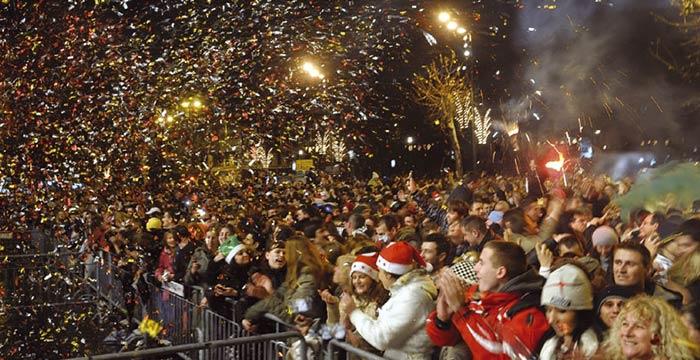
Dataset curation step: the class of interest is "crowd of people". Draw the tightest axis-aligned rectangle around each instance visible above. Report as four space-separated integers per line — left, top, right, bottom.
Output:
10 168 700 359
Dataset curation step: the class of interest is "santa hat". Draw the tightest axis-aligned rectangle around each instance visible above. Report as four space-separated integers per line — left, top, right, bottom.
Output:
219 235 248 264
377 242 430 275
351 253 379 281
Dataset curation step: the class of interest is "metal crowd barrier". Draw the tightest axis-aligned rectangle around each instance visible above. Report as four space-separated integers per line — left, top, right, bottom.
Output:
82 252 388 360
263 313 301 359
66 331 308 360
262 313 389 360
90 252 126 312
325 339 386 360
144 281 199 348
1 251 90 304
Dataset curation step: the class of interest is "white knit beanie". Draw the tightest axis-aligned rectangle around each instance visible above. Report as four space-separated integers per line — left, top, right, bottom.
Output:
591 226 619 247
541 264 593 310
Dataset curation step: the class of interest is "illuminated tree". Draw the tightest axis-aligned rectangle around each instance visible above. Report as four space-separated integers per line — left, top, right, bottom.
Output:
413 51 473 176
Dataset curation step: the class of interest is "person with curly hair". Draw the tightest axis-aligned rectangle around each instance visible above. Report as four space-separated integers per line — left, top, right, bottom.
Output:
600 295 698 360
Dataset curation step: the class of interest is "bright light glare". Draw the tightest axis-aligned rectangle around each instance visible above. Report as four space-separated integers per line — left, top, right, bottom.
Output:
457 27 467 34
447 21 458 30
438 12 450 23
302 61 324 79
406 136 414 144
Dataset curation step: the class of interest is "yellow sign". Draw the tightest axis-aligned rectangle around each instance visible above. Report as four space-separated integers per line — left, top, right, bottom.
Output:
295 159 314 172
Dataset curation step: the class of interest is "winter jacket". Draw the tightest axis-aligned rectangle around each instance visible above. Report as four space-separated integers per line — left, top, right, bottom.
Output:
413 192 450 232
346 295 384 358
206 259 253 319
244 265 325 323
173 241 196 282
183 246 213 288
539 328 599 360
426 269 549 360
349 269 437 360
154 247 176 282
507 216 558 253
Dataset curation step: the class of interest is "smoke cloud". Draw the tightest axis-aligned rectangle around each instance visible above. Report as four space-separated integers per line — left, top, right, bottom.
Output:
509 0 698 154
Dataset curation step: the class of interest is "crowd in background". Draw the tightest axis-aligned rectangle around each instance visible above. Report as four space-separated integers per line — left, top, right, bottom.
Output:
10 168 700 359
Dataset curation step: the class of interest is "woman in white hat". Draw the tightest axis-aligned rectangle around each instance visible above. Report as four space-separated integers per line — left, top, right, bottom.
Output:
540 263 599 360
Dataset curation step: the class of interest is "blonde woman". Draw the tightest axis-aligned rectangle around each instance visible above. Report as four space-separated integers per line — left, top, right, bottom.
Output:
666 247 700 304
601 295 698 360
242 235 331 332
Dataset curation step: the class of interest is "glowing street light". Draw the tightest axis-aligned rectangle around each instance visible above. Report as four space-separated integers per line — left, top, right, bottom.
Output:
302 61 324 79
447 21 458 30
438 12 450 23
406 136 414 144
180 96 205 111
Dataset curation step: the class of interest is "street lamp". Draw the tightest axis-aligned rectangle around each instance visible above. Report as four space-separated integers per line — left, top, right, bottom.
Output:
302 61 324 79
406 136 414 144
438 12 450 23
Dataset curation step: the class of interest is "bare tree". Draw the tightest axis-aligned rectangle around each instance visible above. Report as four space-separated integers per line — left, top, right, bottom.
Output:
653 0 700 82
413 51 477 176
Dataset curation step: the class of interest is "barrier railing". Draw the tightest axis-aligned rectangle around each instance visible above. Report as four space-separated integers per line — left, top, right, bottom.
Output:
91 252 126 312
325 339 386 360
144 281 199 347
2 251 83 299
68 250 386 360
201 304 240 359
262 313 389 360
66 331 308 360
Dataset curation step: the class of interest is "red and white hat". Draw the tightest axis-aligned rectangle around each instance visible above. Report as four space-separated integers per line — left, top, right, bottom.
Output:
377 242 429 275
351 253 379 281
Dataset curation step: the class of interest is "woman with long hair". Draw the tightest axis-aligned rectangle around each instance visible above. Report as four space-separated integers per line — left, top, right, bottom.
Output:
242 235 331 332
154 230 177 284
540 263 599 359
666 247 700 305
153 230 178 325
601 295 698 360
183 228 219 288
342 252 389 357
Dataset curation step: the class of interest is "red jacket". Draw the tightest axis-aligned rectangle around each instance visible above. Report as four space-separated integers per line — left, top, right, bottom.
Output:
426 270 549 359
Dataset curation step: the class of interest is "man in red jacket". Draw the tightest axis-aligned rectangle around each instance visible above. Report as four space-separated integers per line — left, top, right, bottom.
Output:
426 241 549 359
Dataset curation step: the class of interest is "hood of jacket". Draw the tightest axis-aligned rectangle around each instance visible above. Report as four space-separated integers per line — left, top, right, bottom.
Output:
390 268 438 300
500 268 545 294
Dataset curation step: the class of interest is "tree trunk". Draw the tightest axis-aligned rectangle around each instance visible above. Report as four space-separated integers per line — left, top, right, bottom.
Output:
472 129 478 170
447 118 463 177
